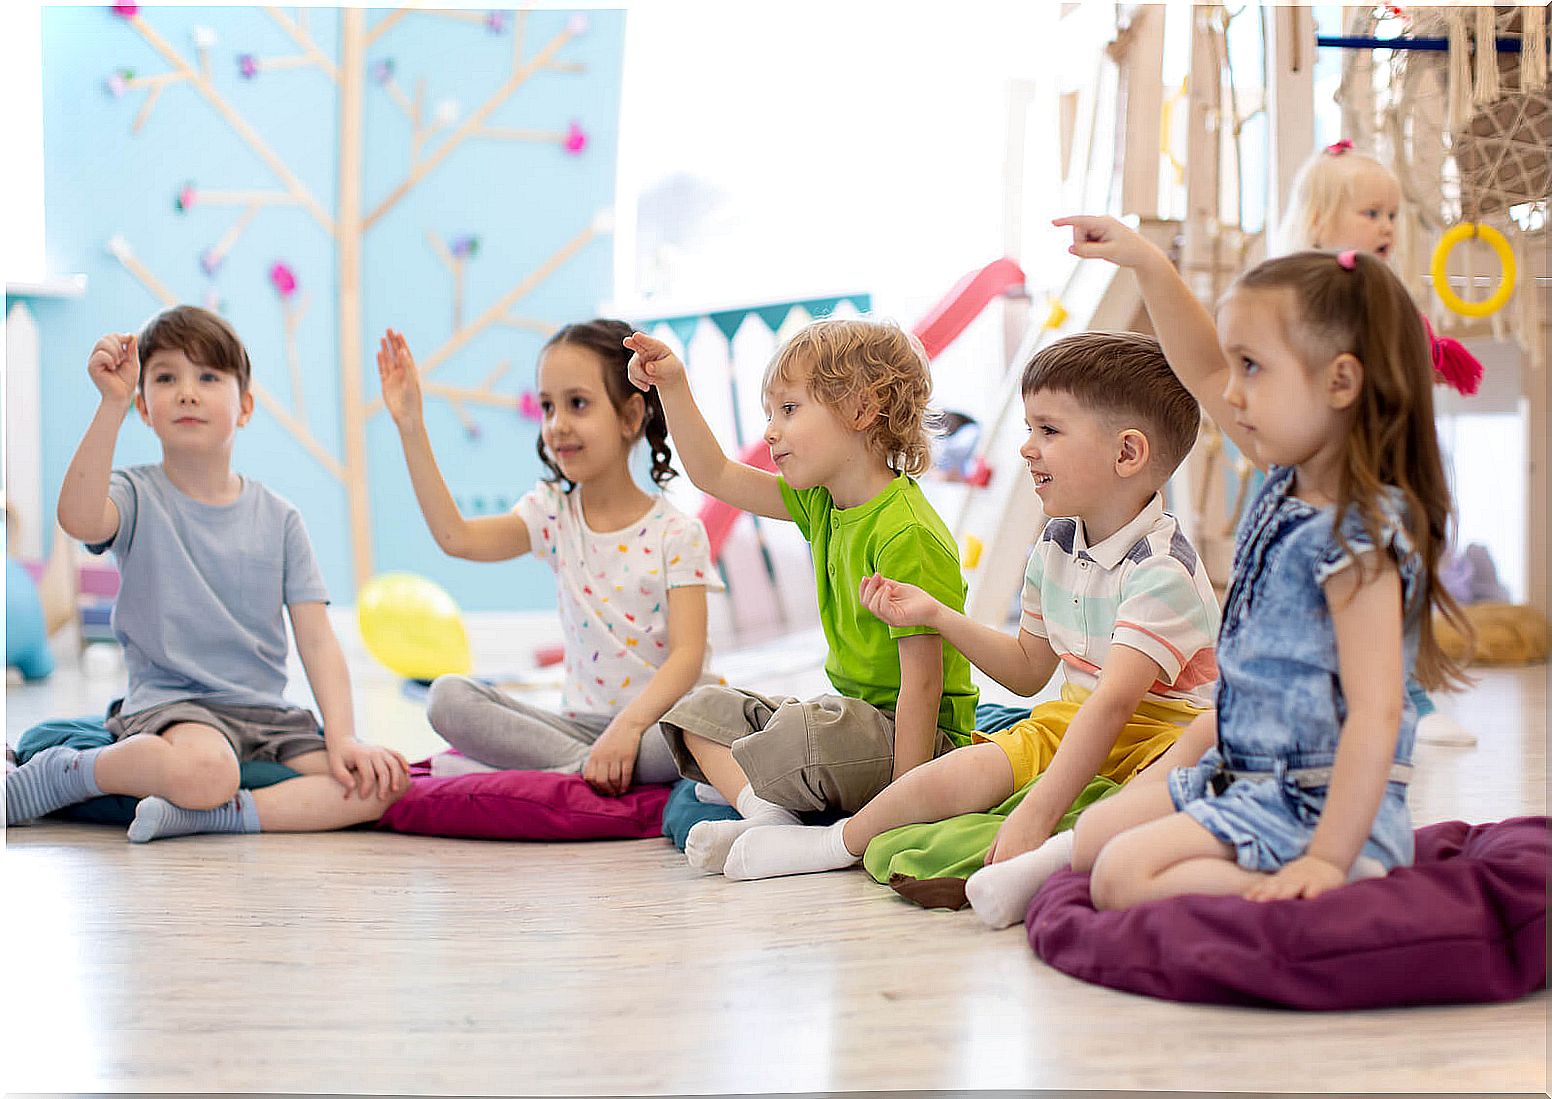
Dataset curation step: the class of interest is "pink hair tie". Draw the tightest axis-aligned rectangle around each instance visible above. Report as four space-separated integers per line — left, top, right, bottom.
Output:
1326 138 1354 156
1336 249 1358 270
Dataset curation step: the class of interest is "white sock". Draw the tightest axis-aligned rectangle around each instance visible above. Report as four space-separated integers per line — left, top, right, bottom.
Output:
965 829 1076 929
683 787 799 874
723 818 859 881
693 782 731 806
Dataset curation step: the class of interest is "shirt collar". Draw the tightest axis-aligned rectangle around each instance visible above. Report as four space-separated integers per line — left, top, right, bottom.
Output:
1078 493 1166 570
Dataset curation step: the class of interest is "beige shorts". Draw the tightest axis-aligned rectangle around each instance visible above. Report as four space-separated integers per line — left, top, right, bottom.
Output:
660 684 956 814
106 698 326 765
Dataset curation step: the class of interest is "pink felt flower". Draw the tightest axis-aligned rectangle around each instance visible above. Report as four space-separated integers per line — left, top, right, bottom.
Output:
269 261 298 299
564 120 587 155
485 11 508 33
200 248 224 277
105 69 134 98
238 54 260 80
112 3 140 18
370 58 395 85
450 234 480 259
518 391 542 422
566 13 589 35
175 182 197 213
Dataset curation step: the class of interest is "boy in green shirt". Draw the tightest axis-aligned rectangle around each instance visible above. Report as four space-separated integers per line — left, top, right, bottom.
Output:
624 319 977 874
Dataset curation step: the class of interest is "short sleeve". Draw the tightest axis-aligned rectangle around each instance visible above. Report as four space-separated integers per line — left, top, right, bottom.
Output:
515 481 565 574
1313 492 1420 610
663 515 726 593
778 479 824 540
1019 545 1047 638
875 525 964 639
85 469 137 556
1112 558 1218 683
282 508 331 605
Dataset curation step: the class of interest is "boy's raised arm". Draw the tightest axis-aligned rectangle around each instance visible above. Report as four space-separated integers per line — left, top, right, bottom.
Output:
58 334 138 545
624 331 788 521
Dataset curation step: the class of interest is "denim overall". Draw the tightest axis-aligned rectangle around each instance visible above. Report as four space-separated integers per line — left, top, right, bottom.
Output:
1169 465 1422 872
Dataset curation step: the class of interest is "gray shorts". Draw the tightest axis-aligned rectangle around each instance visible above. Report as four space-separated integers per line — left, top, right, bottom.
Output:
659 684 956 814
105 699 326 765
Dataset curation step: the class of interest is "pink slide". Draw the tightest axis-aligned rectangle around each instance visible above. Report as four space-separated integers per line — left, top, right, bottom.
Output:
700 259 1025 560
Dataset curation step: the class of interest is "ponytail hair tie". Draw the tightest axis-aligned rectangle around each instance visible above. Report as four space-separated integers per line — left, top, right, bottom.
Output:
1326 138 1355 156
1337 249 1358 270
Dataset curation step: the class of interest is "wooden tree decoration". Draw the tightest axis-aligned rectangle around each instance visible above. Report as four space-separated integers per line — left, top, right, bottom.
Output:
101 6 602 588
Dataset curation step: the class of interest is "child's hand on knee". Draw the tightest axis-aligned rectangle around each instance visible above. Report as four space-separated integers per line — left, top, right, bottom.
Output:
1244 854 1346 902
329 741 411 800
623 331 685 392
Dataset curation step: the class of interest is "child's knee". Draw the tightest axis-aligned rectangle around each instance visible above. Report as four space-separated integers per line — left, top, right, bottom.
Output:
1088 832 1145 910
164 750 241 808
424 674 479 733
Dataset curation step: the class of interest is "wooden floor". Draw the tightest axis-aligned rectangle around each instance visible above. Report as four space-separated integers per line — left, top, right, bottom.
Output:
4 617 1547 1095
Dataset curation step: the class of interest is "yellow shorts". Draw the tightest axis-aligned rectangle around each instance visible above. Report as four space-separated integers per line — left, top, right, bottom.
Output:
974 683 1204 789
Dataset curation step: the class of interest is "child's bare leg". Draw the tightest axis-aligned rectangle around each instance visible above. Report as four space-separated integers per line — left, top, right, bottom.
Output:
724 743 1015 882
126 748 406 842
1089 811 1258 909
680 732 799 874
8 723 238 825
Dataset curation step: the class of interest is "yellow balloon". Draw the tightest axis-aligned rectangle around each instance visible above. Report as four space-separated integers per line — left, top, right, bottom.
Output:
357 573 473 680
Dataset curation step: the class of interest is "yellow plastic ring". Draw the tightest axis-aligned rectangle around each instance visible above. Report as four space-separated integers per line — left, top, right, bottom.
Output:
1430 222 1517 318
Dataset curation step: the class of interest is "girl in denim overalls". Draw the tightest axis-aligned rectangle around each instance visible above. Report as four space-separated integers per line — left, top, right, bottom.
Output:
1030 230 1471 911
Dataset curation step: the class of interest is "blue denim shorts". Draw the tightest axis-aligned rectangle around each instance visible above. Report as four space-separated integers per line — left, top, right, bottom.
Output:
1169 747 1415 873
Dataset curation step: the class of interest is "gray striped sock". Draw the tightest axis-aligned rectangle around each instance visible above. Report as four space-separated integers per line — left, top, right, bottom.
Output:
127 790 260 843
6 746 104 825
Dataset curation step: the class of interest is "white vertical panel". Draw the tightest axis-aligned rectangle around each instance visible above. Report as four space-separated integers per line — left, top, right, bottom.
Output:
5 299 45 559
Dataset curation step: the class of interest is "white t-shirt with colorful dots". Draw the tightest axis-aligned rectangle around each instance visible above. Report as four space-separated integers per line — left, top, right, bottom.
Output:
516 480 726 718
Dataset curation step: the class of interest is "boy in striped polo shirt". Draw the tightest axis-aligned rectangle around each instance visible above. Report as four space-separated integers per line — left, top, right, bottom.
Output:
721 332 1221 885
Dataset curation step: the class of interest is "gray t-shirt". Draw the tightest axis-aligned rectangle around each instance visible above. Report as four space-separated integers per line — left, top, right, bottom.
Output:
87 464 330 715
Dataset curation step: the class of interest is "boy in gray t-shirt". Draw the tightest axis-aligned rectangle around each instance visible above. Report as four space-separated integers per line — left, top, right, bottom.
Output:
7 305 409 841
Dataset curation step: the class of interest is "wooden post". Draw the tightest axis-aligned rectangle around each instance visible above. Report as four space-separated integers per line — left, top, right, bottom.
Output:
1264 4 1315 243
338 9 372 589
1119 4 1165 217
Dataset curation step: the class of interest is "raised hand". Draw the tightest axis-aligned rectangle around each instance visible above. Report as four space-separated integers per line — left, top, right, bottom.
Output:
1051 215 1159 269
87 333 140 407
859 572 940 630
623 330 686 392
376 328 425 428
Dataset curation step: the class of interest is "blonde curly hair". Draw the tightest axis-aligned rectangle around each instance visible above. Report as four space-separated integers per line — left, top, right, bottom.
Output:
762 317 934 475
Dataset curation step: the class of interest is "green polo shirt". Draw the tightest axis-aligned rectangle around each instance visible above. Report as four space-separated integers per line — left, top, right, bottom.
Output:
780 474 978 741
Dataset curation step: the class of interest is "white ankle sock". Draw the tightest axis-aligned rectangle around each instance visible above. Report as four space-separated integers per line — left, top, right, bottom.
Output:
683 787 799 874
965 829 1076 929
723 818 858 881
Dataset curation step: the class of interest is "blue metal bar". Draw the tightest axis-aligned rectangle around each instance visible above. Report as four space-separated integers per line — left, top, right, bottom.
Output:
1316 34 1540 53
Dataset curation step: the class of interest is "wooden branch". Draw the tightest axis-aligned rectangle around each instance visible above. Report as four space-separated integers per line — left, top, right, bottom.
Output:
365 221 600 417
265 6 340 83
132 84 164 133
253 387 344 480
206 203 263 267
426 230 456 273
424 381 519 410
108 240 179 306
284 291 310 423
364 22 578 230
474 125 568 144
477 359 512 390
364 7 412 48
128 15 335 235
422 10 487 26
383 76 415 121
497 314 560 337
250 54 320 75
194 190 296 207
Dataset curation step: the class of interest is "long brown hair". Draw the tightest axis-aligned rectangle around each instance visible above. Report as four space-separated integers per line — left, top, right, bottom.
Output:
1234 251 1471 690
536 319 677 490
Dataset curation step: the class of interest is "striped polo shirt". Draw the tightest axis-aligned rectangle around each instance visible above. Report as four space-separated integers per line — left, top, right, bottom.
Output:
1022 494 1220 709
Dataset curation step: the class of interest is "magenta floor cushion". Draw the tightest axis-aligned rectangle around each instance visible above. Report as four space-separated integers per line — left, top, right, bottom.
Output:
1025 816 1548 1009
377 761 673 841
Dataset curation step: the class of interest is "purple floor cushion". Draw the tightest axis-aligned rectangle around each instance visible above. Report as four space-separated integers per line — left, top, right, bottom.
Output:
1025 816 1548 1009
377 759 673 841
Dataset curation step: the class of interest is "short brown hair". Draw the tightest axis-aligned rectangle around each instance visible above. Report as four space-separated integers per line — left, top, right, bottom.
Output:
763 318 933 475
138 305 253 394
1020 331 1200 476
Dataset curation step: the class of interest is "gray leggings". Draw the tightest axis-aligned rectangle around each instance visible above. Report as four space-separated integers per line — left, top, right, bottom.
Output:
424 675 680 784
